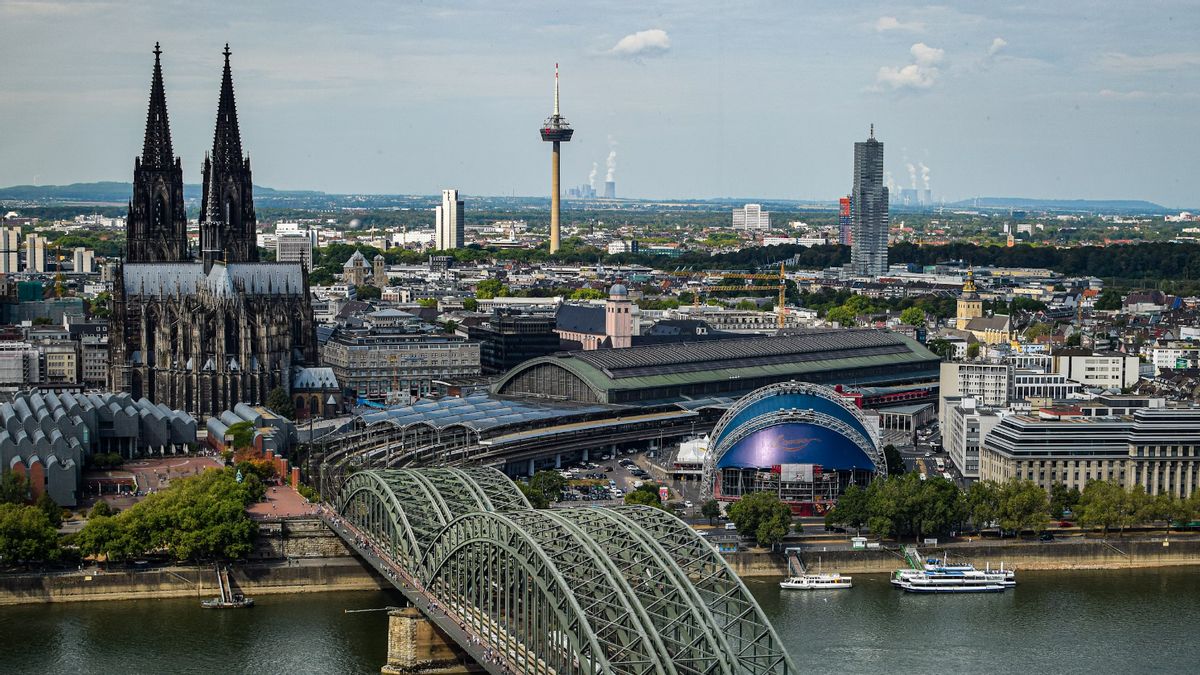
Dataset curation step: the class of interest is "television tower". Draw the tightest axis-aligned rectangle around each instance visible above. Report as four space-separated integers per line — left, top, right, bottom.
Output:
539 63 573 254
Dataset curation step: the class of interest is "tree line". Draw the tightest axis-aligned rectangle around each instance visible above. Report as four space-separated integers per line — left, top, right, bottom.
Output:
827 474 1200 540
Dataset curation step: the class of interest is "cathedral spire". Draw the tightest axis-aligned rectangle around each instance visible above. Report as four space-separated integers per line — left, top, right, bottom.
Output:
211 43 244 171
141 42 175 169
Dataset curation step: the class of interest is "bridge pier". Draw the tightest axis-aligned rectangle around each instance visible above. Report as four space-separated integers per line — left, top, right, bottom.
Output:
382 607 483 674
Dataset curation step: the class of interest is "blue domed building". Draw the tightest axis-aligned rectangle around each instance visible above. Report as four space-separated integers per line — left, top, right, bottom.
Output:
705 381 884 516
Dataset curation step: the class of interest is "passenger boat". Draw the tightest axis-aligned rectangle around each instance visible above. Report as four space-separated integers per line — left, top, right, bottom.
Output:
892 558 1016 589
891 558 1013 593
779 573 853 590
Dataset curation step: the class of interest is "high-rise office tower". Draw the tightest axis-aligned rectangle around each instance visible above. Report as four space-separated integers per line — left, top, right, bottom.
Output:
732 204 770 231
851 125 888 277
435 189 465 250
24 234 46 273
73 247 95 274
0 227 19 273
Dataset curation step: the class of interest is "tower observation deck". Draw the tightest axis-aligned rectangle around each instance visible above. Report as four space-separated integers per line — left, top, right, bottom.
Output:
540 64 573 254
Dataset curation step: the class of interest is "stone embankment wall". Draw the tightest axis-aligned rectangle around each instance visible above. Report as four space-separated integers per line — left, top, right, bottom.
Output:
726 537 1200 577
0 517 384 606
0 557 388 606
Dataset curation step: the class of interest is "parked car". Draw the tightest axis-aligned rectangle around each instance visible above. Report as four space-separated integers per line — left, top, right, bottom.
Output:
724 522 737 530
1039 532 1055 542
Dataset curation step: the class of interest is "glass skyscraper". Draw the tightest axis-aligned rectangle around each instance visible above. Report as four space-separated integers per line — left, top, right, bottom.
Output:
851 127 888 277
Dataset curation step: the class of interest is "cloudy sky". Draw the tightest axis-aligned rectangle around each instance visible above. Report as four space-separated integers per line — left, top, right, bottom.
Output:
2 1 1198 206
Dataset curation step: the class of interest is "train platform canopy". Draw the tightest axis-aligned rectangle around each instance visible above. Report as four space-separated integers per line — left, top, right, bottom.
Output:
358 393 612 434
492 329 940 405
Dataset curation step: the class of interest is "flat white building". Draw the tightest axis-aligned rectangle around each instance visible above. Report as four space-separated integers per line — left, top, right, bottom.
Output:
942 397 1003 478
1151 341 1200 372
435 189 465 250
732 204 770 231
1051 349 1141 390
276 231 314 271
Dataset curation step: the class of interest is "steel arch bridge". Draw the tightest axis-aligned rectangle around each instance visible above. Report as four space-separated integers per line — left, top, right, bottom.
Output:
331 468 796 675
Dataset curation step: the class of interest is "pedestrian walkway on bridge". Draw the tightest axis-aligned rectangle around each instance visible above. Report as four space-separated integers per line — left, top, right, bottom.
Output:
328 467 796 675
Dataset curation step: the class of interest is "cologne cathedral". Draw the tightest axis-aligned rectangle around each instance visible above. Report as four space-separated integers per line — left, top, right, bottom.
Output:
110 44 317 417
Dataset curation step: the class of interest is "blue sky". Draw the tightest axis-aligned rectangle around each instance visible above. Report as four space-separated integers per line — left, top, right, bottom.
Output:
1 1 1198 206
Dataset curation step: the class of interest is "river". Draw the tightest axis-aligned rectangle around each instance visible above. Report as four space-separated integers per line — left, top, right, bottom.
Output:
2 568 1197 674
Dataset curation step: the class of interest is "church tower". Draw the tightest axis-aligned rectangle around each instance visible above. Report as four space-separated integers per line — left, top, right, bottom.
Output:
125 43 188 263
956 268 983 330
199 44 258 265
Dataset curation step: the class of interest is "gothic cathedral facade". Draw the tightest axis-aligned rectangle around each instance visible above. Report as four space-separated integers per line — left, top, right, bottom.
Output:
110 45 317 418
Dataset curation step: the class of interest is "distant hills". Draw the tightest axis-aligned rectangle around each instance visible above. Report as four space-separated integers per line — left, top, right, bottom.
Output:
0 182 1178 215
946 197 1169 214
0 182 322 204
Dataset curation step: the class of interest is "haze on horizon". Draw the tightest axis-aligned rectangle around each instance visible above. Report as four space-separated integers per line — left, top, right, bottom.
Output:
1 1 1197 207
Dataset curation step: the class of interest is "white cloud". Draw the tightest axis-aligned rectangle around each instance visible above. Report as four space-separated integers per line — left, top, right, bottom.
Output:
876 42 943 91
875 16 924 33
988 37 1008 57
910 42 944 66
609 29 670 58
1099 51 1200 72
1098 89 1150 100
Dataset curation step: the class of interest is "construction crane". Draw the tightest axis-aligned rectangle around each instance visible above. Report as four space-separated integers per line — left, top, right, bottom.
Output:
671 263 788 328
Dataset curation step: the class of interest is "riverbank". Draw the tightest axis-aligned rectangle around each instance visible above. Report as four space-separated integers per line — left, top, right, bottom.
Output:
0 557 388 606
727 535 1200 577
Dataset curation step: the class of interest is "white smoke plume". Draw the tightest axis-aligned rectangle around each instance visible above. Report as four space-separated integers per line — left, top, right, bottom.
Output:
605 136 617 182
885 171 899 194
905 162 917 189
918 162 930 189
588 162 598 189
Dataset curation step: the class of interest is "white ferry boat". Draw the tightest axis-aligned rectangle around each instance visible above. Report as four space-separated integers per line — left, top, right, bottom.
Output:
779 573 853 590
891 558 1013 593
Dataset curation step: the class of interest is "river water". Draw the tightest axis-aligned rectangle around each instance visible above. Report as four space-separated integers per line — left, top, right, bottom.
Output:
1 568 1197 674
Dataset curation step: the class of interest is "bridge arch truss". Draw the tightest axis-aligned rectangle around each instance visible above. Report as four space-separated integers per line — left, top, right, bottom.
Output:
334 468 796 675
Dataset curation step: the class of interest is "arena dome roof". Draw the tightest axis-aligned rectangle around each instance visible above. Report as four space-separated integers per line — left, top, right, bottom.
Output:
704 381 883 482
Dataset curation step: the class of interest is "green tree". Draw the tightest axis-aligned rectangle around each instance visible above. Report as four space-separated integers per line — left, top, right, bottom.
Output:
926 338 956 361
527 471 566 506
355 284 382 300
965 343 981 359
1049 483 1081 519
225 421 255 450
966 480 1001 532
1094 289 1123 311
417 297 439 308
700 499 721 525
624 484 664 510
462 297 479 312
826 484 870 534
0 472 30 504
0 503 60 563
997 479 1049 536
900 307 926 327
1077 480 1146 535
727 491 793 548
825 306 856 326
570 288 606 300
517 482 548 509
35 492 63 529
88 500 114 519
88 291 112 319
75 468 257 562
476 279 509 300
265 387 295 420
